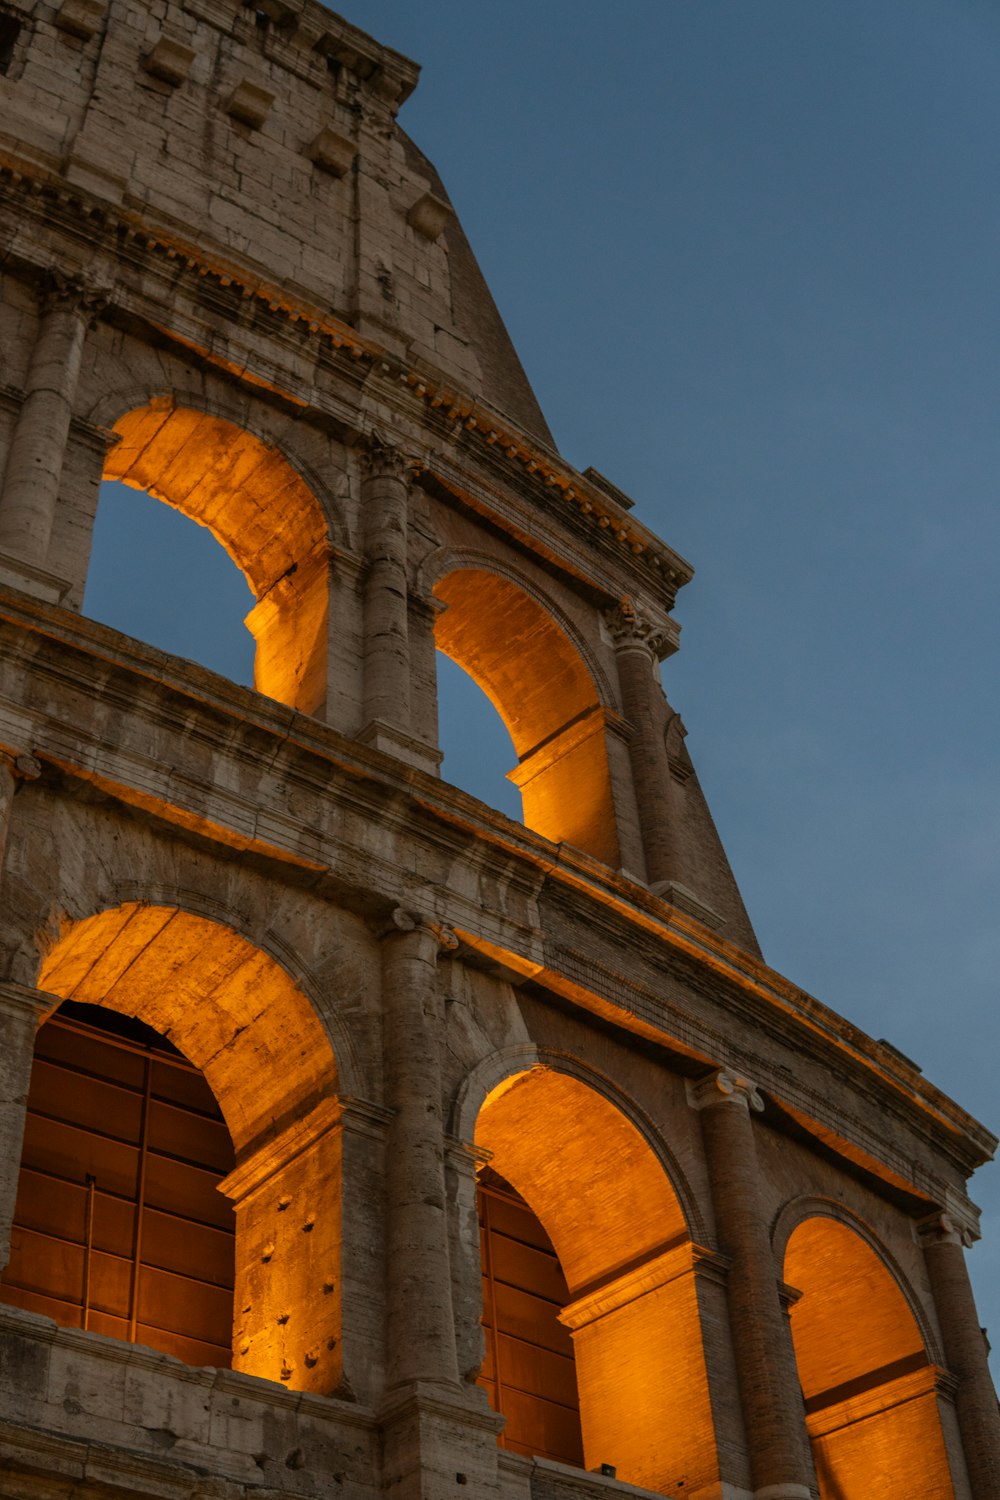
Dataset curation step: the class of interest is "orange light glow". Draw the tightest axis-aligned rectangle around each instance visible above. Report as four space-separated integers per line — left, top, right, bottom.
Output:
434 569 620 865
785 1216 956 1499
476 1068 722 1495
37 904 345 1395
105 405 329 713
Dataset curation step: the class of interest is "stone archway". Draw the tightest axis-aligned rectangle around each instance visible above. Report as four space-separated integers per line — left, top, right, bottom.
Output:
783 1211 958 1499
103 403 331 714
472 1065 721 1495
433 567 623 866
24 903 345 1395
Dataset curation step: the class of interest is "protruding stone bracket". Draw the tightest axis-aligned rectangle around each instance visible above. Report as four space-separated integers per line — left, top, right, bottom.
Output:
225 78 275 129
54 0 105 40
688 1069 765 1114
305 127 356 177
407 192 453 242
143 35 196 86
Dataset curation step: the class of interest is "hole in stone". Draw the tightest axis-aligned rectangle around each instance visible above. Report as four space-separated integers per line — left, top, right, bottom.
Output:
0 13 21 75
84 481 255 685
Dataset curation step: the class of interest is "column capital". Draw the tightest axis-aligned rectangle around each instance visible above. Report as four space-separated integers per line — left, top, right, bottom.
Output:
604 595 672 659
384 906 460 953
918 1210 977 1250
39 268 109 325
689 1068 765 1114
360 429 415 482
0 749 42 783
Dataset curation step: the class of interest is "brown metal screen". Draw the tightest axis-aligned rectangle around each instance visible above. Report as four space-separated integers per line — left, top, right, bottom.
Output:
0 1002 236 1367
477 1172 584 1467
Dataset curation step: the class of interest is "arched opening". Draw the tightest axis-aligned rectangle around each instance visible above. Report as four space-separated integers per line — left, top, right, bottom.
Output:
102 404 330 714
2 904 344 1393
436 652 521 820
85 481 255 684
784 1215 957 1498
0 999 236 1366
478 1166 582 1466
474 1068 720 1494
433 570 620 865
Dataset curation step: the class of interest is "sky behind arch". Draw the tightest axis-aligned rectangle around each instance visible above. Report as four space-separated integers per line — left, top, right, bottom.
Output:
86 1 1000 1369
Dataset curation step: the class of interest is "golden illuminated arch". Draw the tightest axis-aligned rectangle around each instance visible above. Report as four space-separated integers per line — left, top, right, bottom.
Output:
103 404 330 714
784 1212 957 1499
34 904 345 1395
433 567 620 864
38 903 336 1153
474 1066 720 1494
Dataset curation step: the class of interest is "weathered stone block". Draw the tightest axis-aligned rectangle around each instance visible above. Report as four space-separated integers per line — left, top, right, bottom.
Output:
53 0 105 40
225 78 276 129
406 191 453 242
305 126 355 177
142 34 196 85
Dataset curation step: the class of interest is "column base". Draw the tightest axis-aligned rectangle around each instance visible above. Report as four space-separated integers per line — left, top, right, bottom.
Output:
0 552 71 606
357 718 444 776
379 1379 503 1500
753 1486 813 1500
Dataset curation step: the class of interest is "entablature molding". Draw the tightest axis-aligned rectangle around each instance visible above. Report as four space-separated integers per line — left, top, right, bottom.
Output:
0 166 690 615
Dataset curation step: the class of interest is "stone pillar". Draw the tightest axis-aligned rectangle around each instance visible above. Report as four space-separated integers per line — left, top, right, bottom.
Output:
359 437 411 732
606 598 682 891
691 1070 816 1500
0 273 104 597
0 983 54 1270
219 1097 347 1397
920 1213 1000 1499
381 907 460 1391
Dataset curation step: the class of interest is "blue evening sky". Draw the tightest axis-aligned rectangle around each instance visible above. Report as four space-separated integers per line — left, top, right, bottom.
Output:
86 2 1000 1365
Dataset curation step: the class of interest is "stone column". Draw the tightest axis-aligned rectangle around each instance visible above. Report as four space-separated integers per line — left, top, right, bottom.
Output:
381 907 460 1391
920 1213 1000 1499
606 598 681 890
0 983 54 1270
359 436 412 738
691 1070 816 1500
0 273 104 592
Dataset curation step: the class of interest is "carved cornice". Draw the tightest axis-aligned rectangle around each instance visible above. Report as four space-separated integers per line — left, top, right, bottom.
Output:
0 157 693 612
